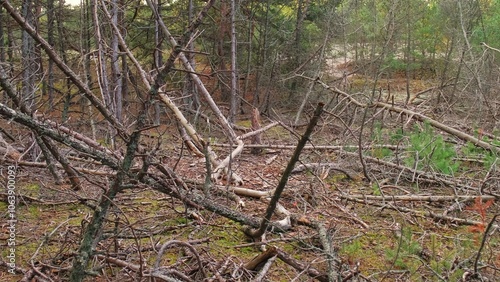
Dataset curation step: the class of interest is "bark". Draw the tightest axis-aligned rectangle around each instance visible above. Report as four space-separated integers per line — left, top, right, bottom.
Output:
41 136 81 190
69 101 149 281
250 108 263 155
110 0 124 123
1 63 76 186
21 0 36 111
315 222 340 281
45 0 55 109
183 0 200 110
276 248 329 282
80 0 97 138
0 103 120 169
34 135 63 185
0 4 4 64
0 132 21 161
228 0 239 123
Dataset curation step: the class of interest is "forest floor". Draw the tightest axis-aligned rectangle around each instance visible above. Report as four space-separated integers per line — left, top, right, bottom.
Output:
1 56 500 281
1 110 499 281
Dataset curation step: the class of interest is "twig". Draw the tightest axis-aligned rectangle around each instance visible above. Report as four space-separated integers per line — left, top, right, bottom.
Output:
341 195 497 227
276 248 329 282
30 218 72 263
473 214 499 274
154 240 206 279
345 194 496 202
482 42 500 53
291 162 358 180
0 192 80 206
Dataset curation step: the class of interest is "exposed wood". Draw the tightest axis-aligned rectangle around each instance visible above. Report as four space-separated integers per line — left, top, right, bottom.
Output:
146 0 244 184
244 245 277 270
0 132 21 161
251 254 277 282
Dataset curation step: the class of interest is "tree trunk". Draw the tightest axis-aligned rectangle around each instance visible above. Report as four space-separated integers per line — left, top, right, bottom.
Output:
183 0 200 111
228 0 239 123
0 5 3 62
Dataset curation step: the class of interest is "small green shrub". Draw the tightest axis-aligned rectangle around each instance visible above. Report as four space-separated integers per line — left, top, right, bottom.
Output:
369 122 393 158
385 227 422 270
404 122 460 175
462 140 498 171
341 239 363 260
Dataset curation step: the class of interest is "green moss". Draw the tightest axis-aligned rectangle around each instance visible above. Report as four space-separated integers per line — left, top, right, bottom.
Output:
27 205 41 219
235 120 252 128
267 126 289 138
23 183 40 193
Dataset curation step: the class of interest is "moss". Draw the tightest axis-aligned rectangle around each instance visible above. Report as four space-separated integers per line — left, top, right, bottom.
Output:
27 205 42 219
235 120 252 128
267 126 289 139
23 183 40 194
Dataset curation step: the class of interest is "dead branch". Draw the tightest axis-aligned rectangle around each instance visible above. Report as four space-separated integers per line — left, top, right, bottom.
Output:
341 195 499 228
251 254 277 282
308 75 500 155
0 104 121 170
238 121 279 141
0 132 21 161
276 248 329 282
0 1 128 140
482 42 500 53
315 222 340 281
146 0 244 184
0 192 81 206
244 246 278 270
291 162 358 180
346 194 497 202
473 214 499 274
341 151 478 191
153 240 206 279
246 103 324 239
185 179 274 198
2 159 114 176
212 143 403 151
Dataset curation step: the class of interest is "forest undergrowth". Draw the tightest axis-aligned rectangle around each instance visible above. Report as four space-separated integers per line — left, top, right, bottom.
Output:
1 92 499 281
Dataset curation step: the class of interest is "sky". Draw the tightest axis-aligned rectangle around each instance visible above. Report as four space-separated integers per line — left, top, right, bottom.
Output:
65 0 82 6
